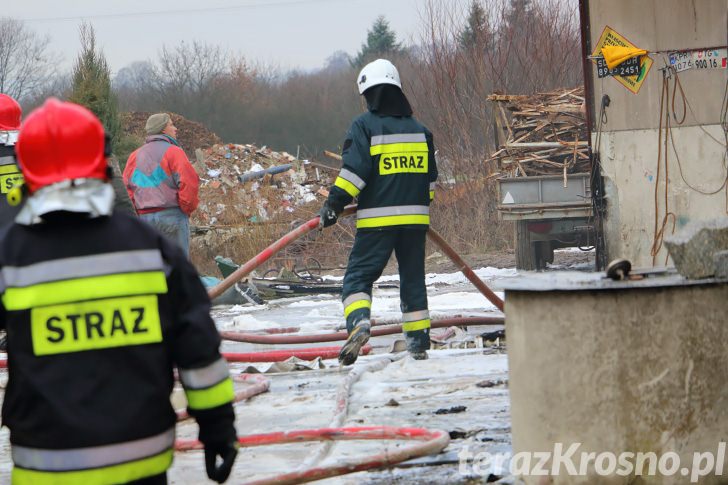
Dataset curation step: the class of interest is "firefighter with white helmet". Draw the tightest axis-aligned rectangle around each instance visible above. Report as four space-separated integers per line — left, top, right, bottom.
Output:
319 59 438 365
0 98 238 484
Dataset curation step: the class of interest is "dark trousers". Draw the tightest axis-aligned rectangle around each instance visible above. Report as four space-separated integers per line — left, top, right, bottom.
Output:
342 228 430 351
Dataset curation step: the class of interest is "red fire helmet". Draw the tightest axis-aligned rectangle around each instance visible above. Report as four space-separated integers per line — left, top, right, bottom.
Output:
0 94 22 131
16 98 108 193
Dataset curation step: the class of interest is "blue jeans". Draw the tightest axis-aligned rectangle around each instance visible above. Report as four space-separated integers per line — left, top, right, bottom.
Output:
140 208 190 257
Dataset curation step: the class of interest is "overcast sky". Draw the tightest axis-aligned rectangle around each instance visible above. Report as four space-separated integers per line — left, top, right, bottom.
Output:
4 0 431 75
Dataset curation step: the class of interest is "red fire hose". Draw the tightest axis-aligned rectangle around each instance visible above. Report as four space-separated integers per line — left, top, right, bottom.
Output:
174 425 450 485
207 206 357 300
207 204 504 311
220 345 371 362
220 316 504 344
0 347 372 369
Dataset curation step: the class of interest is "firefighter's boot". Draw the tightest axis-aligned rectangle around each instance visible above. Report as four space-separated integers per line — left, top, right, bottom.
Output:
338 319 371 366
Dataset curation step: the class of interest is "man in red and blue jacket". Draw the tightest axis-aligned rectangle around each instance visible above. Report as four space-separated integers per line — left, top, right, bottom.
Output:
124 113 199 257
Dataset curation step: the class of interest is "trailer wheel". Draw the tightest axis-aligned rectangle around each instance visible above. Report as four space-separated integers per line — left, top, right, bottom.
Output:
534 241 553 270
515 221 536 270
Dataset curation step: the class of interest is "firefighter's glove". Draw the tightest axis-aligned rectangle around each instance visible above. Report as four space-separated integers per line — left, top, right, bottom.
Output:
204 440 239 483
318 201 339 229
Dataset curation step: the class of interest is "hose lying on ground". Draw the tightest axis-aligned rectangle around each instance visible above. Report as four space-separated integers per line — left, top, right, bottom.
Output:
220 345 371 363
220 316 504 344
175 425 450 485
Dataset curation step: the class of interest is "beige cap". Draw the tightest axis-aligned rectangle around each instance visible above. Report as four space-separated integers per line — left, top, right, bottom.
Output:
145 113 171 135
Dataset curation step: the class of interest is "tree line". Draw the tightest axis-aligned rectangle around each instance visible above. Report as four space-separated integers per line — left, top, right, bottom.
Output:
0 0 583 251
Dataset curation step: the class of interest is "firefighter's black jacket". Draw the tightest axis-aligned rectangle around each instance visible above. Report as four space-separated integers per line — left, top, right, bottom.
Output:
327 111 438 230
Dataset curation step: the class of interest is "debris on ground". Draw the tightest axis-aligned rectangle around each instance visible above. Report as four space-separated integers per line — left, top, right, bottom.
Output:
487 87 589 177
434 405 468 415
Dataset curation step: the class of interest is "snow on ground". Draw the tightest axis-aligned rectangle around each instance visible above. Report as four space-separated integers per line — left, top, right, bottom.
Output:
0 266 515 484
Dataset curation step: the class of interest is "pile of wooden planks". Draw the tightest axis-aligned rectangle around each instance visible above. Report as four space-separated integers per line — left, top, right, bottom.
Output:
487 87 589 178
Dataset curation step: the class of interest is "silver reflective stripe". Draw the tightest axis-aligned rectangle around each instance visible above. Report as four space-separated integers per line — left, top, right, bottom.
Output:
339 168 366 190
371 133 426 145
2 250 164 288
0 155 16 166
429 182 436 190
403 310 430 322
343 292 371 307
357 205 430 219
12 428 175 472
179 357 230 390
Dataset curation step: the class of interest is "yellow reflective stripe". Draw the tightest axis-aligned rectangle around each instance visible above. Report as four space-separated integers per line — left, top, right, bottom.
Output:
2 272 168 311
0 164 20 175
344 299 371 318
429 190 435 200
334 176 360 197
370 142 429 156
356 214 430 229
402 319 431 332
185 377 235 410
12 449 173 485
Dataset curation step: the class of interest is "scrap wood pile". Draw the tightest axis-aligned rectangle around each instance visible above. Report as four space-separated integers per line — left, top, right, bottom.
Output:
187 143 353 275
487 87 589 177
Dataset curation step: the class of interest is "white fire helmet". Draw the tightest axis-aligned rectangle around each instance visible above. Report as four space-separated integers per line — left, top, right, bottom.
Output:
356 59 401 95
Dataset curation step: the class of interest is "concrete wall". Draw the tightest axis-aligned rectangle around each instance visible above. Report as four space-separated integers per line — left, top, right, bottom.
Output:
507 282 728 484
588 0 728 266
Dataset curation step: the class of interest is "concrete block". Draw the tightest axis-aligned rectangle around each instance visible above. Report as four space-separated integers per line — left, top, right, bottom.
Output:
715 250 728 279
664 217 728 279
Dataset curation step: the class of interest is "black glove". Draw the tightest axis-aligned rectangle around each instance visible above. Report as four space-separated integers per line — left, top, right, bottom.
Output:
318 201 339 229
204 440 239 483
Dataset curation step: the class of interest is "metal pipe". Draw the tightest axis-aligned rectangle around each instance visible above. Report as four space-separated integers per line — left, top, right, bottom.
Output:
220 316 504 344
238 164 293 183
174 425 450 485
426 228 505 312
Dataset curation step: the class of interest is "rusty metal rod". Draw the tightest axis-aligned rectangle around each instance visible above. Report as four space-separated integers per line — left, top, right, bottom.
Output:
426 228 505 312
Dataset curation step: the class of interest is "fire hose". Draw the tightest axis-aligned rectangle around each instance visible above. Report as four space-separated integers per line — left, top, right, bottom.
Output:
220 345 371 363
174 425 450 485
297 353 406 470
206 205 505 311
0 347 373 369
220 316 504 344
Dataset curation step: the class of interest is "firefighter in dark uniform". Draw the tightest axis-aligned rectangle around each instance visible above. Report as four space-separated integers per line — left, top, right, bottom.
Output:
0 99 238 484
0 94 23 224
0 94 23 352
319 59 438 365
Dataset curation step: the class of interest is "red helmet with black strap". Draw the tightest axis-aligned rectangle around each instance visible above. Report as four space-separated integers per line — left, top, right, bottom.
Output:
0 94 21 131
15 98 108 193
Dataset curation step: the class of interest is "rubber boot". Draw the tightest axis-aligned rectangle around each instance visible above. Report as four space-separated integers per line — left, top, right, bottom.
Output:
409 350 428 360
338 319 371 366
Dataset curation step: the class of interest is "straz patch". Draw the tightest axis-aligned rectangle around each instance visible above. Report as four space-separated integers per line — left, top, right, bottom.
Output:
30 295 162 356
379 152 428 175
0 168 23 194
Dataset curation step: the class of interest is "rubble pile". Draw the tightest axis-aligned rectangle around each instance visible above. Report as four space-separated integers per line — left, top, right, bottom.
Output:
487 87 589 177
120 112 222 158
187 143 353 276
190 143 335 227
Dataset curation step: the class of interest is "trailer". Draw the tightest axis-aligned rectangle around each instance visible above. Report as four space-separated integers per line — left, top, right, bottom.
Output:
497 173 594 270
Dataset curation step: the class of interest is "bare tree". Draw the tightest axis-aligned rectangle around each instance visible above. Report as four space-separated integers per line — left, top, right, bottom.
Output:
0 17 55 100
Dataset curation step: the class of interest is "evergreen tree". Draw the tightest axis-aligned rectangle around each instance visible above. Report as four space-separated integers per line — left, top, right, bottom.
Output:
458 1 488 50
352 16 402 68
69 22 121 152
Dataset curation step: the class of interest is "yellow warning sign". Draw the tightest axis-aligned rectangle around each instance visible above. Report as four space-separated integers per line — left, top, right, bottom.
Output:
592 25 653 94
